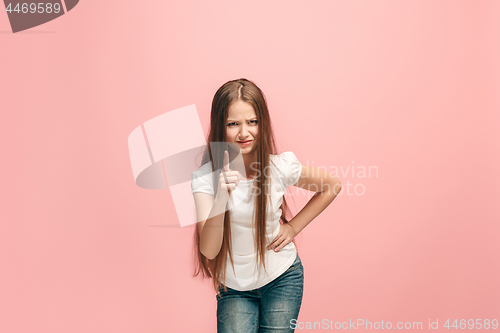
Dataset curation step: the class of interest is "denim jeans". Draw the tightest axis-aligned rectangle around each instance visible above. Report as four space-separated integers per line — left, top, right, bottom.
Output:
216 253 304 333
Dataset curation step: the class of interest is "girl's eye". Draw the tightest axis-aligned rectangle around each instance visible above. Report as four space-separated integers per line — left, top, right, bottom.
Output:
227 120 258 127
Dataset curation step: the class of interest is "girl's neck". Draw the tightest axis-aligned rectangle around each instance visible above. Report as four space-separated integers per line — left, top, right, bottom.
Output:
242 151 258 179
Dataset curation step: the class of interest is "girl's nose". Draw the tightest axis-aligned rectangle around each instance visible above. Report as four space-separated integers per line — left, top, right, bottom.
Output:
240 125 248 136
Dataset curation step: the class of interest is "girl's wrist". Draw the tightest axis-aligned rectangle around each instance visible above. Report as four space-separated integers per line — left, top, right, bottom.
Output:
287 220 299 237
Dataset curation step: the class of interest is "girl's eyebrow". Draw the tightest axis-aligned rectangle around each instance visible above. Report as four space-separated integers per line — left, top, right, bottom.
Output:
227 117 258 122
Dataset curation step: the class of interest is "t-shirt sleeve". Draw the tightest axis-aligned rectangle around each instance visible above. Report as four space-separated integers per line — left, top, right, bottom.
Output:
191 169 215 196
280 151 302 188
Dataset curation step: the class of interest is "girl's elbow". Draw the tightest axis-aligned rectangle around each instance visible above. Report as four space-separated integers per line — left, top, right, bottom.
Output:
328 177 342 195
200 245 219 260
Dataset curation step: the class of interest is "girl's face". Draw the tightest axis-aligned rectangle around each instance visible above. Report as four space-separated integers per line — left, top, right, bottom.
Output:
225 100 259 154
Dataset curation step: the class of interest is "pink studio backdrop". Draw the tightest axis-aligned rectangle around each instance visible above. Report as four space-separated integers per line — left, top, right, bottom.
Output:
1 0 499 332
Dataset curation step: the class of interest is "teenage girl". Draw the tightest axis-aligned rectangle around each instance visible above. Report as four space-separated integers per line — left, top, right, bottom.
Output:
191 78 342 332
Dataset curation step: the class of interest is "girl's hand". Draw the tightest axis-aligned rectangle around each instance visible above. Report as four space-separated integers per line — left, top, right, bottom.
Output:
267 223 297 252
215 150 241 204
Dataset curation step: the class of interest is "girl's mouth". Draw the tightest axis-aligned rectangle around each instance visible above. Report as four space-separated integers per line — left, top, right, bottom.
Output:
237 140 252 146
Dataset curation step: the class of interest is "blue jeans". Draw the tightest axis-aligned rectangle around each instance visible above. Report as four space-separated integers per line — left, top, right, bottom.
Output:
216 253 304 333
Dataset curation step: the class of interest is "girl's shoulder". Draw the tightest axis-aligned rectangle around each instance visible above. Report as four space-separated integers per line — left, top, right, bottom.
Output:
192 160 215 177
270 151 299 165
270 151 302 188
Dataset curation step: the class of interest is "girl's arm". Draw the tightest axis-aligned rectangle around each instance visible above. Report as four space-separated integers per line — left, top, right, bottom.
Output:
287 164 342 236
194 192 227 260
195 150 239 260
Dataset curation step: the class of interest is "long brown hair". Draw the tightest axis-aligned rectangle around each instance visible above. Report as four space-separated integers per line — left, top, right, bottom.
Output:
192 78 296 296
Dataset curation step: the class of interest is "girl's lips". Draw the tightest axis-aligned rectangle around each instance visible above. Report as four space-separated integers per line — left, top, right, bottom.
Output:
237 140 252 146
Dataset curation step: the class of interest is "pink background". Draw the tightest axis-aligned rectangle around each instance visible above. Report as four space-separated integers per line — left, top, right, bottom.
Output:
1 0 499 332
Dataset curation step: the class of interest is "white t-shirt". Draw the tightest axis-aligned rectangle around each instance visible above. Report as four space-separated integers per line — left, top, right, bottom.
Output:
190 151 302 291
